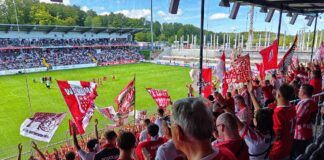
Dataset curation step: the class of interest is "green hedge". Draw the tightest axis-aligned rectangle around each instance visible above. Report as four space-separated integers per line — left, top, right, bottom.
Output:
139 50 151 59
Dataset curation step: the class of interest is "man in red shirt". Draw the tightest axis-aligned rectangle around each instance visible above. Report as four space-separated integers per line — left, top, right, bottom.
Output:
269 84 296 160
291 84 318 158
261 80 275 107
212 112 249 160
225 92 235 113
171 98 237 160
135 124 165 160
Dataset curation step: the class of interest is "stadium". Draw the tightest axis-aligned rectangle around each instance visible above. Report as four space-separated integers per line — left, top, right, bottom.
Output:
0 0 324 159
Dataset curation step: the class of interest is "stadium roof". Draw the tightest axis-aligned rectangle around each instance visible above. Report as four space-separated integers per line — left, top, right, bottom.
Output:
231 0 324 14
0 24 148 34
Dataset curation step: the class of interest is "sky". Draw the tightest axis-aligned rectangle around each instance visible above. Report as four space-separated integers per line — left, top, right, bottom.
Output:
40 0 324 35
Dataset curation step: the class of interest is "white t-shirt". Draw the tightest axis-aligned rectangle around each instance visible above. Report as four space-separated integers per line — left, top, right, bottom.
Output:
139 129 148 142
239 125 272 160
155 117 163 137
78 149 96 160
155 139 185 160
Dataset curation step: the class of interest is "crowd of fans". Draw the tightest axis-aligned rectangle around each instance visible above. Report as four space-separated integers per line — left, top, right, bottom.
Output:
15 59 324 160
0 47 144 70
0 38 135 48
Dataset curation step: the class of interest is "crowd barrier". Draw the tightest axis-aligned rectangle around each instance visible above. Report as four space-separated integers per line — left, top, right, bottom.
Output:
0 67 48 76
99 60 137 66
51 63 97 71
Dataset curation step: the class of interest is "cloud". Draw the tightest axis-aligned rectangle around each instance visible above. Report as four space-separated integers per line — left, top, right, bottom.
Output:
157 9 183 21
99 12 111 16
114 9 151 19
39 0 70 5
209 13 229 20
81 6 89 12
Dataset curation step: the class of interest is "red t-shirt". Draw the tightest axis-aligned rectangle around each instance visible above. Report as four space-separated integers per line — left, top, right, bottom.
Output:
294 99 318 140
309 78 322 95
210 147 238 160
269 106 296 160
225 97 235 113
135 137 165 160
212 139 249 160
261 85 274 100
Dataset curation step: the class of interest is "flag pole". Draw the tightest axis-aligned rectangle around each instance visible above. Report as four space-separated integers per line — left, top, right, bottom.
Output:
134 74 136 125
199 0 205 96
310 14 318 61
12 0 34 156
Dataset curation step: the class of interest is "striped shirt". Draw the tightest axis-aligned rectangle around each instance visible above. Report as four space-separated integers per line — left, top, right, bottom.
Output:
294 98 317 140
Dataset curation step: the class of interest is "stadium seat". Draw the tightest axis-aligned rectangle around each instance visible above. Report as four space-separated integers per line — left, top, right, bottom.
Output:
295 154 306 160
304 143 318 159
315 133 324 145
309 148 321 160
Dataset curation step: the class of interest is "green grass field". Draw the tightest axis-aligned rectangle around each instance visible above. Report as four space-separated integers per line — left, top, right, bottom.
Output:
0 63 191 159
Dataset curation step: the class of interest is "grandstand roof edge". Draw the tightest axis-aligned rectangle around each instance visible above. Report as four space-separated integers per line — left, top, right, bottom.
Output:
0 24 148 34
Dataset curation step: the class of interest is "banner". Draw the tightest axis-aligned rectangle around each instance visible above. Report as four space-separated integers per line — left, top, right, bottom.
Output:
57 80 97 134
278 35 298 73
234 54 252 83
20 112 66 142
260 40 278 71
146 88 171 110
115 78 135 113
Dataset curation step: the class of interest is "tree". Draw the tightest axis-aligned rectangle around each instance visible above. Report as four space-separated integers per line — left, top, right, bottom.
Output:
92 16 102 27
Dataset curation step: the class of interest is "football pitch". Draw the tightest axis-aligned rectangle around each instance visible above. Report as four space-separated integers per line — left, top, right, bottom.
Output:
0 63 191 158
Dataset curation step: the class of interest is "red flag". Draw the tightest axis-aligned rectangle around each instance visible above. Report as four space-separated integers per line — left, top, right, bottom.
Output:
146 88 171 110
202 68 212 98
234 54 252 83
260 40 278 71
278 36 298 73
256 63 265 80
57 80 97 134
115 78 135 113
222 77 228 97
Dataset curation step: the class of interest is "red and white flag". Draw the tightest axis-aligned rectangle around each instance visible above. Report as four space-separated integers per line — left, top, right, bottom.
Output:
313 43 324 60
20 112 66 142
214 52 226 81
135 110 147 124
115 78 135 113
96 106 117 121
260 40 278 71
57 80 97 134
278 36 298 73
146 88 171 110
255 63 266 80
202 68 213 98
234 54 252 83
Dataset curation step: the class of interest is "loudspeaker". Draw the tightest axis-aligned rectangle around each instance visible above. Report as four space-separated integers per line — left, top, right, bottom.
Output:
307 16 314 26
169 0 180 14
229 2 240 19
265 9 275 22
290 13 298 25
